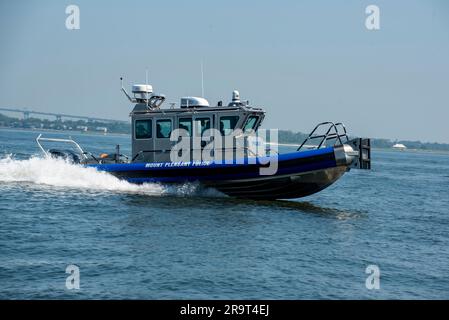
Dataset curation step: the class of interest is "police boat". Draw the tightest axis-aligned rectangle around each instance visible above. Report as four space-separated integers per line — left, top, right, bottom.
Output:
36 80 371 200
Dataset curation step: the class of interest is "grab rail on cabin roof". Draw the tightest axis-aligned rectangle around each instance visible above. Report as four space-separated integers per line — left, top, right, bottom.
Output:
297 122 349 151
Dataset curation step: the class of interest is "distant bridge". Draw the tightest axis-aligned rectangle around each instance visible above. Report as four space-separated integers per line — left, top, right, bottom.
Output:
0 107 128 124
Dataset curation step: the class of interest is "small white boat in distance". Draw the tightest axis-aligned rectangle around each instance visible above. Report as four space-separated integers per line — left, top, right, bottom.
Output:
392 143 407 150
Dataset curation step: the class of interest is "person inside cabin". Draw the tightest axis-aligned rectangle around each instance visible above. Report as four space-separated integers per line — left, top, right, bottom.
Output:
136 123 147 138
156 123 163 138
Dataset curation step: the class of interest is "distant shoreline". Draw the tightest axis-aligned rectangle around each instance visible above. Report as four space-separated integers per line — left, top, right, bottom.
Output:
0 126 129 138
2 126 448 156
2 109 448 153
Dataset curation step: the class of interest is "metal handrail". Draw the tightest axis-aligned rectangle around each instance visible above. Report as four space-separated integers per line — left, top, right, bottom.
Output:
36 134 129 164
335 122 349 143
36 134 88 159
297 122 349 151
82 151 100 163
132 150 162 162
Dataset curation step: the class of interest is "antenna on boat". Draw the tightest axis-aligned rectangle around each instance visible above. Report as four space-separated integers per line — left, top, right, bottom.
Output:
120 76 153 105
145 69 149 107
120 77 136 103
201 60 204 97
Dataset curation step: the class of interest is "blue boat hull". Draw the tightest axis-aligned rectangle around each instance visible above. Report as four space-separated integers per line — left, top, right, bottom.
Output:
89 147 347 199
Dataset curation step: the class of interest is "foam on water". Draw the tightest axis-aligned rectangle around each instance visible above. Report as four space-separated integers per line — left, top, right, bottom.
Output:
0 155 223 197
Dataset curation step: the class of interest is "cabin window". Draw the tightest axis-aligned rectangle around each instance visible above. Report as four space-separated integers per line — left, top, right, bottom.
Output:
179 118 192 136
195 118 211 136
135 119 152 139
243 115 259 133
156 119 172 138
219 116 239 136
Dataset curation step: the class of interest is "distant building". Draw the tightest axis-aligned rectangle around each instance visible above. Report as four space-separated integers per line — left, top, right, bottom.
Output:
76 125 88 132
392 143 407 150
96 126 108 134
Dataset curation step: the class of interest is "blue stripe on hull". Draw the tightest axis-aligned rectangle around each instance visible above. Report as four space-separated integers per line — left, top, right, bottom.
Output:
87 147 337 184
125 159 337 183
89 147 334 171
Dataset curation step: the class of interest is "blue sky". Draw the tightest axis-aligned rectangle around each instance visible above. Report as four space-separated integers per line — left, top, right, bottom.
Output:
1 0 448 142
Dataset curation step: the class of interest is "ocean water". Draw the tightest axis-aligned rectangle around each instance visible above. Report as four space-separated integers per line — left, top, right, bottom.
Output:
0 128 448 299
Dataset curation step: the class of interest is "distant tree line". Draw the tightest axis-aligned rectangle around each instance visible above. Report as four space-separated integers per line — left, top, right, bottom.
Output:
0 113 130 134
278 129 449 151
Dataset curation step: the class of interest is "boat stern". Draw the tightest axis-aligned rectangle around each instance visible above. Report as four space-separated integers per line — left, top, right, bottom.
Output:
334 138 371 170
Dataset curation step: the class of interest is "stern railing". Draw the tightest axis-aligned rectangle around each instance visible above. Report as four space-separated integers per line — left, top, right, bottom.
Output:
297 122 349 151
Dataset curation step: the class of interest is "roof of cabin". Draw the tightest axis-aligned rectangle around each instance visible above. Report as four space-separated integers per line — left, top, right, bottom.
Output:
130 104 265 116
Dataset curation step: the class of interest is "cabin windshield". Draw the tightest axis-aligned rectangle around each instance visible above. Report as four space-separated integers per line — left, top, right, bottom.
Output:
243 115 259 133
220 116 239 136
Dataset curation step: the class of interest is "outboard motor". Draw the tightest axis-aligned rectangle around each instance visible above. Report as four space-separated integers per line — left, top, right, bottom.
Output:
48 149 81 164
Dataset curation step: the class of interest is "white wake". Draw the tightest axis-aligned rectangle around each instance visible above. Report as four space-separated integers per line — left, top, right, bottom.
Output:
0 155 222 197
